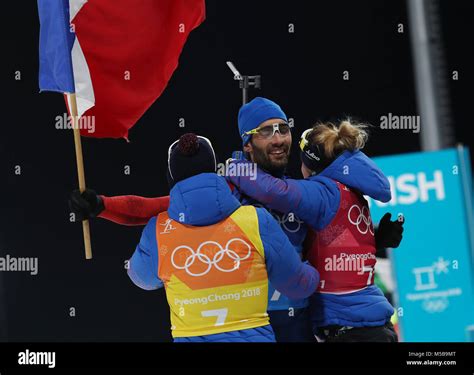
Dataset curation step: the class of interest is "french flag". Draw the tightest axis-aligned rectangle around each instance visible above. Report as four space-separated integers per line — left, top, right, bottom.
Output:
38 0 205 139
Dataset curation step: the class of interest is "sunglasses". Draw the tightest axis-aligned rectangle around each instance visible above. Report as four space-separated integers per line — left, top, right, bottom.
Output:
243 122 291 140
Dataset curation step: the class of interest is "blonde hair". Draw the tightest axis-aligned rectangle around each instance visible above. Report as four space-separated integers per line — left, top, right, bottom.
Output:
309 119 369 158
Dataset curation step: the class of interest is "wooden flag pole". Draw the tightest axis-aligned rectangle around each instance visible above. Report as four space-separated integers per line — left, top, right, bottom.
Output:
68 93 93 259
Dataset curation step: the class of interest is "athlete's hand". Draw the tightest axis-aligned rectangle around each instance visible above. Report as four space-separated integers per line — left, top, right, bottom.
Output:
69 188 105 221
375 213 404 249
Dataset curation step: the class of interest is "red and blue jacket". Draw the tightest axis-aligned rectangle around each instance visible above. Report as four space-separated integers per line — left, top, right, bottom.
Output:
227 150 394 329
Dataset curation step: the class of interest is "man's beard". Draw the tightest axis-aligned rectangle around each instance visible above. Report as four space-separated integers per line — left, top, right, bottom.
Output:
252 143 290 177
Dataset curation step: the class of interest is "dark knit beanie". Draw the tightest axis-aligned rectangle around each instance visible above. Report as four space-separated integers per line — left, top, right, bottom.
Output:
167 133 217 187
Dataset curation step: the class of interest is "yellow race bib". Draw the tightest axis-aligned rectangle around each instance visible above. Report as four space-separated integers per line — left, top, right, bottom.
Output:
157 205 269 337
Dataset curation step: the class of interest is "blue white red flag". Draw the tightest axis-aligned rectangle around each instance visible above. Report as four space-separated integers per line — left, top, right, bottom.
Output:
38 0 205 139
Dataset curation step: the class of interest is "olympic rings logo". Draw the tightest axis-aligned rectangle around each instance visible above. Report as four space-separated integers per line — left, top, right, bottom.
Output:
254 204 303 233
171 238 252 277
348 204 374 235
274 212 304 233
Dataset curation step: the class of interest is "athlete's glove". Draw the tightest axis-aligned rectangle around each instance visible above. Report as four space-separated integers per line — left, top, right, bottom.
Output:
375 212 404 250
69 189 105 221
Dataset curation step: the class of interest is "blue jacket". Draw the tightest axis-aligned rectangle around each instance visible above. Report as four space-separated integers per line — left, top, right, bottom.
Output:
127 173 319 342
227 150 395 328
233 187 309 310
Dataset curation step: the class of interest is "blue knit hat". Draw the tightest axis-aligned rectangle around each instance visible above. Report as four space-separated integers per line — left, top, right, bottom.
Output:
238 97 288 146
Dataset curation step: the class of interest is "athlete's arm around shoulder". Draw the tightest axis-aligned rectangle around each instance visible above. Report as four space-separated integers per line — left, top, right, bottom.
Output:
228 163 340 231
298 175 342 230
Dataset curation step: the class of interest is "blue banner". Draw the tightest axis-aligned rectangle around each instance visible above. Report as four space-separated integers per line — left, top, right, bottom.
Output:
369 147 474 342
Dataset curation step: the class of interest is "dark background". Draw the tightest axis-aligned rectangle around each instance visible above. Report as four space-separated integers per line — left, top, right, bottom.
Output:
0 0 472 341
